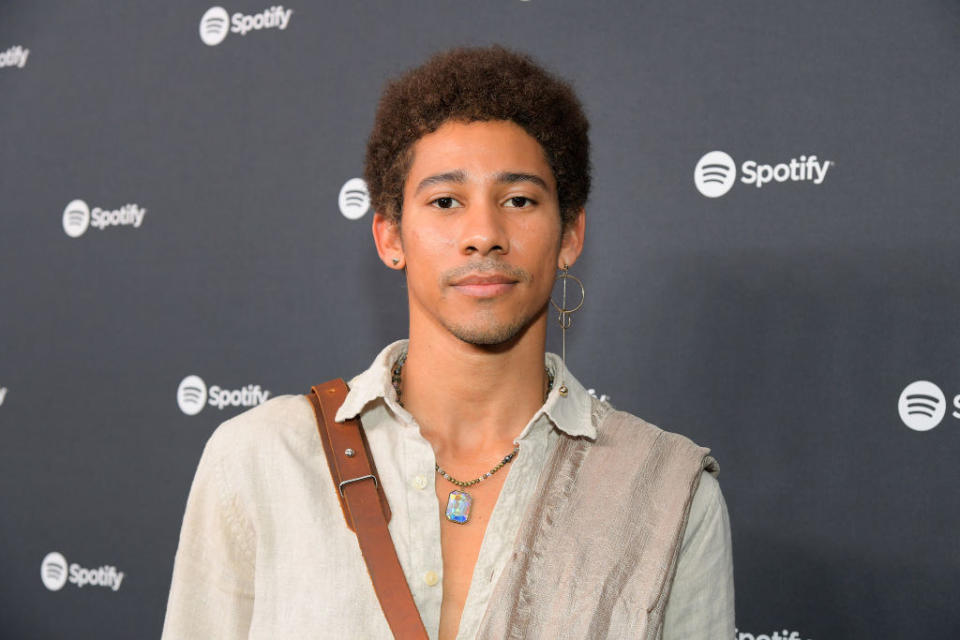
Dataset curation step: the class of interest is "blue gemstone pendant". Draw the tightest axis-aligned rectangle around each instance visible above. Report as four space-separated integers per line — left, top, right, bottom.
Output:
445 490 472 524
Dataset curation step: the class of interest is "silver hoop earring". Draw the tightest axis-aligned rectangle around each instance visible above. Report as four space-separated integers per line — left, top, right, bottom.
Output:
550 263 585 397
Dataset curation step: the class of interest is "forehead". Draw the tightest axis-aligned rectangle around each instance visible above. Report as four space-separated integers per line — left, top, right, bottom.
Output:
405 119 555 191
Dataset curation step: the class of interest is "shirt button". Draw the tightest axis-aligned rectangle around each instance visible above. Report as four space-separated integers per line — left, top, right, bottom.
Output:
423 570 439 586
411 474 428 490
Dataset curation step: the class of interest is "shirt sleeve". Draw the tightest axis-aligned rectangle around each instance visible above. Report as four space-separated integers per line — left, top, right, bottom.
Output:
161 431 256 640
660 470 735 639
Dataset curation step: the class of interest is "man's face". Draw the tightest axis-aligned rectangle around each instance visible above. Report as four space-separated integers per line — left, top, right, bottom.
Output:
378 119 582 347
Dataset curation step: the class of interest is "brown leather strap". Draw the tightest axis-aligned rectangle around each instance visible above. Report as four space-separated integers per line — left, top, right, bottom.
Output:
307 380 429 640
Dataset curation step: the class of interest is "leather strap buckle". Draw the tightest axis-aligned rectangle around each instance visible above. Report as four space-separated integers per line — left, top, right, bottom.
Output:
338 474 378 498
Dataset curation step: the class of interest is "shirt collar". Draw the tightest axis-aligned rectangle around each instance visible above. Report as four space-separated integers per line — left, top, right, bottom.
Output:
334 338 597 441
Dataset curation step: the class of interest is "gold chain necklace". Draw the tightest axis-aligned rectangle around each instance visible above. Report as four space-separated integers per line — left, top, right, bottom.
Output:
391 351 553 524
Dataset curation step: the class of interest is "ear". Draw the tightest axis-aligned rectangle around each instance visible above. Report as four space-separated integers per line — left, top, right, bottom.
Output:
372 211 405 270
558 208 586 268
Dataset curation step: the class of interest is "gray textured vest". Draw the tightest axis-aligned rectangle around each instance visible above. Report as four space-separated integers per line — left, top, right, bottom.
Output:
475 398 718 640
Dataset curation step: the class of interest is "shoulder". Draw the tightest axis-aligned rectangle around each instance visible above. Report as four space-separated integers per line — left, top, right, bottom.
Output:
202 393 318 465
595 401 716 470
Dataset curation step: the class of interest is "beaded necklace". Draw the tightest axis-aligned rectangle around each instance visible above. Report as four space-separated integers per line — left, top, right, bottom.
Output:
391 351 554 524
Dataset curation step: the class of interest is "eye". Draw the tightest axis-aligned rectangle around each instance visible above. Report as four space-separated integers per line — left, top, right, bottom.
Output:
429 196 462 209
504 196 536 208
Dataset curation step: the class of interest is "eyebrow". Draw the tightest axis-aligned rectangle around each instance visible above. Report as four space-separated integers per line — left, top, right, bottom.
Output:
414 170 550 195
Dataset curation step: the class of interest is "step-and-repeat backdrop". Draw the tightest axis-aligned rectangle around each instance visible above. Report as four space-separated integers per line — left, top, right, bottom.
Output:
2 1 958 638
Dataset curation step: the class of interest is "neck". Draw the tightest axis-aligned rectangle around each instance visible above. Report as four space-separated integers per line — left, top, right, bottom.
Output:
400 310 550 464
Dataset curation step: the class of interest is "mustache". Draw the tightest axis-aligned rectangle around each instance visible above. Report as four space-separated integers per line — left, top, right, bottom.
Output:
441 261 531 286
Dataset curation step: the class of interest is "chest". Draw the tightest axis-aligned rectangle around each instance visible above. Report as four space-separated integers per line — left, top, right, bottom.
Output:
435 472 510 640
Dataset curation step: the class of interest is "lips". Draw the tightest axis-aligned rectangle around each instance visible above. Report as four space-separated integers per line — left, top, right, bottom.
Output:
451 273 518 297
452 274 518 286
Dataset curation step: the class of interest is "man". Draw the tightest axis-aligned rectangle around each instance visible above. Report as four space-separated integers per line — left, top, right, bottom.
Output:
162 45 734 639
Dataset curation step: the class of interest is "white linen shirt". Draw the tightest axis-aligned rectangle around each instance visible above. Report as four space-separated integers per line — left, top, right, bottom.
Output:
161 339 734 639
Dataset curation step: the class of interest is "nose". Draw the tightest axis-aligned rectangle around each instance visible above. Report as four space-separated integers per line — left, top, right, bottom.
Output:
459 199 509 257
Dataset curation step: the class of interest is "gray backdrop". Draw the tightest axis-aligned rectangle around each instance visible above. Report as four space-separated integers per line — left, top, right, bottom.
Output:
2 1 958 638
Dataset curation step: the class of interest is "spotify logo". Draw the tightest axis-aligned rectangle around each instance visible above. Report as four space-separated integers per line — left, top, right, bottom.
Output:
694 150 833 198
41 552 69 591
41 552 125 591
898 380 948 431
200 6 293 45
199 7 230 46
177 374 271 414
0 45 30 69
177 375 208 415
694 151 737 198
62 199 90 238
587 388 611 403
61 199 146 237
339 177 370 220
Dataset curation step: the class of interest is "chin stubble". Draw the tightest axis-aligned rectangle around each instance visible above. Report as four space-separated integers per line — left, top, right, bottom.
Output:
445 313 530 346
